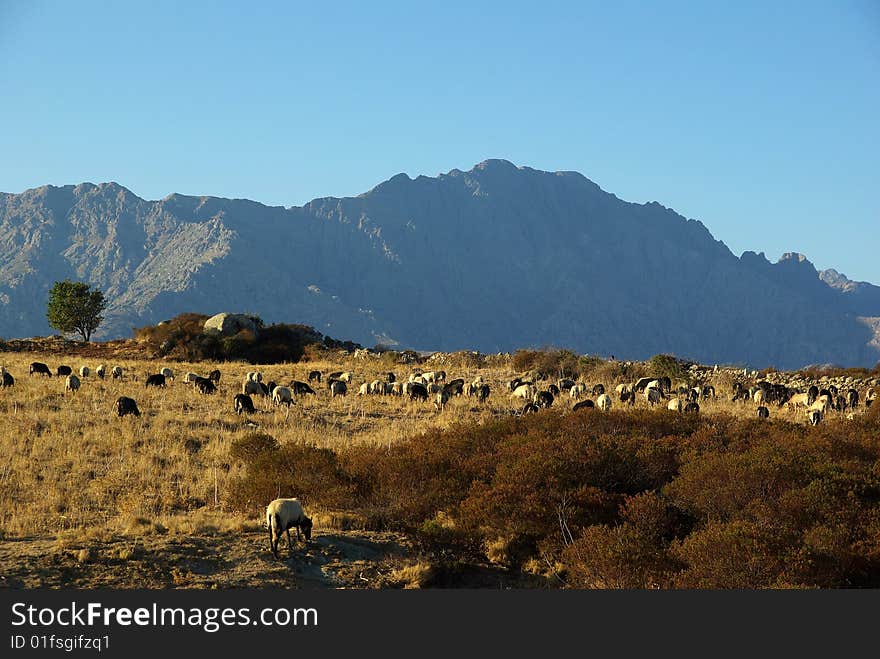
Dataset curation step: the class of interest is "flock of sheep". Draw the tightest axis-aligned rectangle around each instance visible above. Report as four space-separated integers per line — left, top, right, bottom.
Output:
3 358 876 428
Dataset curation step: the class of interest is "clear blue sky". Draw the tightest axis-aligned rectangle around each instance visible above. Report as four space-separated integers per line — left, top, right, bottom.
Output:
1 1 878 282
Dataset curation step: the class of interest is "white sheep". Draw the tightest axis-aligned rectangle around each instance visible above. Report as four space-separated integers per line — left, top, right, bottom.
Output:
65 374 81 393
339 372 353 383
511 383 537 401
272 386 293 407
266 498 313 557
357 382 369 396
667 398 683 412
596 393 612 411
570 384 586 400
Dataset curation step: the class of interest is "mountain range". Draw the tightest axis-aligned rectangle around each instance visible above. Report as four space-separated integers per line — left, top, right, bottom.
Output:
1 159 878 369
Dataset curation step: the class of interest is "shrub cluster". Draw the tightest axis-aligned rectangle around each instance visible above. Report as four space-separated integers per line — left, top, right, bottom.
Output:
133 313 359 363
226 408 880 587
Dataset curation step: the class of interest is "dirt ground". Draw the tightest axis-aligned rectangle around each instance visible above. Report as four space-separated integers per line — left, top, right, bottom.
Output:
0 525 550 590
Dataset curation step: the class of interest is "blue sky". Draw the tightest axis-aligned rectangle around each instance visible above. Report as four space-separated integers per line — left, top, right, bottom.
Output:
1 1 878 282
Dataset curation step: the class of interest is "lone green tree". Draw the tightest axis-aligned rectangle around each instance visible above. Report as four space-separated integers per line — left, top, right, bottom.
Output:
46 280 107 342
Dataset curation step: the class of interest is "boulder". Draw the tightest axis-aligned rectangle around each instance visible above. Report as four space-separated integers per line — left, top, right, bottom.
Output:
204 313 259 337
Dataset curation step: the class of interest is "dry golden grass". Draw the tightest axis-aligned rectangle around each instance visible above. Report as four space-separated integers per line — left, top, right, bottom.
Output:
0 350 870 546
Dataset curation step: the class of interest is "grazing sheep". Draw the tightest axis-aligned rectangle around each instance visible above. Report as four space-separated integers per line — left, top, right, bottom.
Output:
56 365 72 377
368 379 384 395
476 384 490 402
702 385 716 400
289 381 316 396
548 384 560 396
272 386 293 407
615 383 631 396
572 399 594 412
645 387 662 406
535 390 554 408
208 369 221 383
193 377 216 394
183 372 200 384
512 383 537 401
390 382 404 396
266 498 313 558
591 384 605 396
330 380 347 397
667 398 684 412
753 389 765 406
65 374 81 392
160 367 174 381
327 371 344 381
409 383 428 401
1 371 14 387
339 372 353 383
786 393 809 409
115 396 140 418
757 406 770 419
444 379 465 396
111 366 123 379
596 393 612 411
807 385 819 406
517 402 539 415
434 389 450 411
242 379 262 396
246 371 263 383
145 374 166 388
234 393 256 415
633 377 654 393
29 362 52 377
95 364 106 379
684 402 700 414
866 388 875 407
357 382 369 396
558 378 576 391
620 391 636 406
307 370 322 383
846 389 859 409
79 366 90 378
508 377 523 392
570 384 587 400
463 382 476 397
427 382 443 394
807 409 823 426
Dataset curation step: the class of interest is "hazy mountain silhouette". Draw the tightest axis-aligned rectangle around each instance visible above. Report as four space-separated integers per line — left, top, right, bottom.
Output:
1 160 878 368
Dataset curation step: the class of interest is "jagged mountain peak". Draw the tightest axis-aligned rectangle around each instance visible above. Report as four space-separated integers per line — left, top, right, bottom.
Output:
0 162 878 368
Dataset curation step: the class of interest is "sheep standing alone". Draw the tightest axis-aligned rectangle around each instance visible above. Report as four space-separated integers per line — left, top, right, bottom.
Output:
1 370 13 387
115 396 140 418
266 498 313 558
111 366 123 379
65 374 81 392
